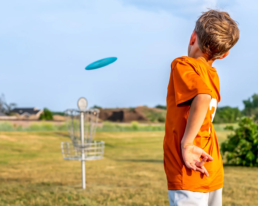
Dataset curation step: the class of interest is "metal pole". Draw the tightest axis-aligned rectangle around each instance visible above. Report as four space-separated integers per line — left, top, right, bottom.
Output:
80 112 86 189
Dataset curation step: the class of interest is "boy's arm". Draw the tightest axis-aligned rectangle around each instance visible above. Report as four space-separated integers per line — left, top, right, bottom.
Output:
181 94 213 177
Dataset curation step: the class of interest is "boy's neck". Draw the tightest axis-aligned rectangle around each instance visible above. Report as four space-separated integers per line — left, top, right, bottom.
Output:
197 56 215 67
189 46 215 66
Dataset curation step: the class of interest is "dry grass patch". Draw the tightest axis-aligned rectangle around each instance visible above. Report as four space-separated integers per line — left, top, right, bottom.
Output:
0 131 257 206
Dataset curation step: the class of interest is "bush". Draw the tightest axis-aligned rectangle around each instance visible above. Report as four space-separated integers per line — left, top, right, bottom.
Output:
221 117 258 166
131 121 139 131
129 107 135 112
157 116 165 123
146 110 166 123
0 122 15 131
39 108 53 120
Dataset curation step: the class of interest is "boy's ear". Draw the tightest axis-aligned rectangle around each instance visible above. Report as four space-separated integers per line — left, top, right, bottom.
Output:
219 51 230 59
190 31 196 45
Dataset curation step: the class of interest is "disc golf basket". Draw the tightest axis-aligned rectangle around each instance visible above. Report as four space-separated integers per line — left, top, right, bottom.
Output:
61 97 104 189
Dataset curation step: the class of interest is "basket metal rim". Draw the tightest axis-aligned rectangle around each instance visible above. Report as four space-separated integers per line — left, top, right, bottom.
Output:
61 141 105 148
62 156 104 161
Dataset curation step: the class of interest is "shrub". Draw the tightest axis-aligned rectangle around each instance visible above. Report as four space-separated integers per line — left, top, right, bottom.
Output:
146 110 165 123
131 121 139 131
39 108 53 120
157 116 165 123
28 123 41 131
221 117 258 166
0 122 15 131
129 107 135 112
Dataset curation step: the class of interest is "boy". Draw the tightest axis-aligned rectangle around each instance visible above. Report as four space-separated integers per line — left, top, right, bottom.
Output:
163 10 239 206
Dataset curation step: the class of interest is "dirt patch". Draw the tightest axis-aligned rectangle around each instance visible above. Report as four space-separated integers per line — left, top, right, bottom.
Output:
99 106 166 122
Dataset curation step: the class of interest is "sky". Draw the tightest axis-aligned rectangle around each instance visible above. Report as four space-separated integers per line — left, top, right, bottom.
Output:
0 0 257 111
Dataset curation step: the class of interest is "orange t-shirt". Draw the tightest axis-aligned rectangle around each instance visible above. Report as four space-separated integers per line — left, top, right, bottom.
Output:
163 56 224 192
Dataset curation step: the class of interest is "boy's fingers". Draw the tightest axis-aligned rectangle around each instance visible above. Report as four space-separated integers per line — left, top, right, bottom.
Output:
185 161 208 176
201 151 213 161
195 157 208 167
185 162 191 169
195 165 209 177
189 163 197 171
185 162 196 171
196 167 205 174
200 156 208 167
203 166 209 177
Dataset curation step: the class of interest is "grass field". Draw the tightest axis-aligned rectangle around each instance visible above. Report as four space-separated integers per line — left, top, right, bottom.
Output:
0 130 258 206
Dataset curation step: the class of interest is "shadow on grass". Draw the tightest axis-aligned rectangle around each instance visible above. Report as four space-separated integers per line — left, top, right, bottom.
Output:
115 159 163 163
54 132 70 138
0 177 32 183
34 181 65 187
104 143 116 148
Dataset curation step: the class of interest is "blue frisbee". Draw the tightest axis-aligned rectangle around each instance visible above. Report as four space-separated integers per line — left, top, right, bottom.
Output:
85 57 117 70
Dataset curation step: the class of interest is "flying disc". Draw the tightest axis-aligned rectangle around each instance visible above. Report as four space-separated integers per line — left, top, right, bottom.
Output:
85 57 117 70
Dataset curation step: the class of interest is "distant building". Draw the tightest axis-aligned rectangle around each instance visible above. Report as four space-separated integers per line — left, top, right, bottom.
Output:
11 108 43 119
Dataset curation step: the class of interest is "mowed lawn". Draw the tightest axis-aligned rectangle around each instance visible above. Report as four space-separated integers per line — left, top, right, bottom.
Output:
0 131 258 206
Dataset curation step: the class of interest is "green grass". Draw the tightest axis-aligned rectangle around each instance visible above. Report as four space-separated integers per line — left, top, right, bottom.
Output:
213 123 238 131
97 121 165 132
0 130 257 205
139 107 166 123
0 121 165 132
0 121 237 132
0 122 67 132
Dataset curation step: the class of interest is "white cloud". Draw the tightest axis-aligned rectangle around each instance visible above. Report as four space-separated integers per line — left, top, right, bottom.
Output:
119 0 242 18
120 0 216 15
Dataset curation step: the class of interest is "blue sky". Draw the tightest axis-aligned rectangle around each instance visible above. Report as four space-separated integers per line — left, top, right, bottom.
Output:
0 0 257 111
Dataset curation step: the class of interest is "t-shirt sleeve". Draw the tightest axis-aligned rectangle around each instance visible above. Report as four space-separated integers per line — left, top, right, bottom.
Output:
172 60 212 106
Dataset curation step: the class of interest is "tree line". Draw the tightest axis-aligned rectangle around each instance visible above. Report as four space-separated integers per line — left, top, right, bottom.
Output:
2 93 258 123
214 94 258 123
155 94 258 123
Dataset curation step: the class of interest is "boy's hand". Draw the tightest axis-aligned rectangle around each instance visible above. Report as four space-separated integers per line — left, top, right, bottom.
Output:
181 144 213 177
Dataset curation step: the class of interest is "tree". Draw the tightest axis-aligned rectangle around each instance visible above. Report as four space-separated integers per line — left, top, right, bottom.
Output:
242 94 258 119
0 94 17 115
155 105 167 110
39 108 53 120
213 106 241 123
91 105 102 109
221 117 258 166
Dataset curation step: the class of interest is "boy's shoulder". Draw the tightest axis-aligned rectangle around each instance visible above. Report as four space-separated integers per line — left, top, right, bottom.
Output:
171 56 211 75
171 56 202 69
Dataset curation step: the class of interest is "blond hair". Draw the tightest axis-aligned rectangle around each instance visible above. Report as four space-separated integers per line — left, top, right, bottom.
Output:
195 10 239 60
